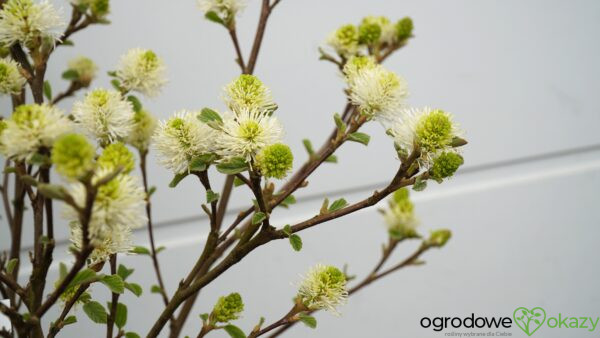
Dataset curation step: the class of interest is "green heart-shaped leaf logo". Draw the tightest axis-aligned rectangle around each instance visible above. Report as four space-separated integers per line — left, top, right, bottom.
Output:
513 307 546 336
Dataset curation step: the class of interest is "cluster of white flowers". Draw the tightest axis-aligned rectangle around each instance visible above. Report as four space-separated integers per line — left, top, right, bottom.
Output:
65 168 146 262
116 48 166 97
297 264 348 315
0 0 64 48
154 74 285 174
154 110 217 174
0 57 26 95
0 104 72 161
72 88 135 145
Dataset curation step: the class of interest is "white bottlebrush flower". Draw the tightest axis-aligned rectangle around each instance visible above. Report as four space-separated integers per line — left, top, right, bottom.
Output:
382 188 419 238
116 48 166 97
215 108 283 162
297 264 348 315
197 0 245 24
1 104 72 161
69 220 133 265
153 110 217 174
347 64 408 121
388 107 462 166
72 88 135 145
0 57 26 95
223 74 276 113
126 109 157 152
64 169 146 257
0 0 64 48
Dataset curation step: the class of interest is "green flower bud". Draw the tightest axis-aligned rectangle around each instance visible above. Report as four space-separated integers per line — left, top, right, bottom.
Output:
430 151 463 183
427 229 452 248
358 21 382 45
395 17 413 41
385 188 419 239
415 109 455 152
391 187 409 205
328 24 359 56
211 292 244 323
67 56 97 87
256 143 293 179
51 133 95 180
97 142 135 174
224 74 276 113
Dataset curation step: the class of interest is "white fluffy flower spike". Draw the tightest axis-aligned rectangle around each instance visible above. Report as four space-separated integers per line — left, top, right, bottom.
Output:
0 0 64 48
72 88 135 145
154 110 217 174
0 57 26 95
116 48 167 97
1 104 72 161
223 74 276 114
297 264 348 315
388 107 463 166
215 108 283 163
65 169 146 263
347 63 408 121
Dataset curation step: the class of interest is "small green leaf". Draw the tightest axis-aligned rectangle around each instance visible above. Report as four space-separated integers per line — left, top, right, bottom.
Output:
412 177 427 191
107 70 117 77
197 108 223 126
169 172 189 188
280 195 296 208
223 324 246 338
117 264 134 281
124 282 143 297
127 95 142 113
150 285 162 294
319 198 329 215
282 224 292 237
199 313 209 322
115 303 127 329
62 69 79 80
63 315 77 325
61 39 74 46
289 234 302 252
188 153 216 172
156 246 166 253
43 80 52 101
110 79 122 91
252 212 266 225
67 268 97 289
298 313 317 329
129 246 151 255
100 274 125 294
328 198 348 212
204 11 224 25
6 258 18 274
302 139 315 156
147 186 157 197
125 333 140 338
324 155 338 163
206 190 219 204
216 157 248 175
83 301 107 324
233 176 245 187
347 132 370 146
333 113 346 133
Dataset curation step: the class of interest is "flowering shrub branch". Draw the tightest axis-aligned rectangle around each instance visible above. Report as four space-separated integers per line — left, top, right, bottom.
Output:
0 0 467 337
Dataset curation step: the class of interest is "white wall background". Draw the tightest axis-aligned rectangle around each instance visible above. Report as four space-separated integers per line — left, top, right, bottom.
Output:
2 0 600 337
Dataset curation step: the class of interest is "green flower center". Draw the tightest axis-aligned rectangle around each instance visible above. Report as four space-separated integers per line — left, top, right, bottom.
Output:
415 109 453 151
238 120 261 141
